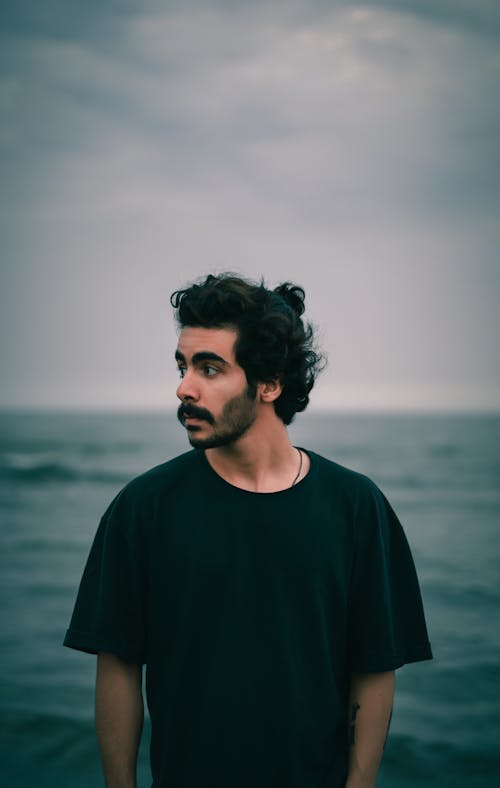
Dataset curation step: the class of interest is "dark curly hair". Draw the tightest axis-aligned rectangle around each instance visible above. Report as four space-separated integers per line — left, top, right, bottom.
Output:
170 273 325 425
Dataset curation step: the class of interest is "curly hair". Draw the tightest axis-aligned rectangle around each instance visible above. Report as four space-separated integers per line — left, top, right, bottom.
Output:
170 273 325 425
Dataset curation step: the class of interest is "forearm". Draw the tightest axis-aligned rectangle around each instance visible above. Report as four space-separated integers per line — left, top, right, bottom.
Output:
345 670 395 788
95 652 144 788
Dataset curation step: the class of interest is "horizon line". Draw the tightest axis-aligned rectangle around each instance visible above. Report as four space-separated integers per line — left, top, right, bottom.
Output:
1 405 499 417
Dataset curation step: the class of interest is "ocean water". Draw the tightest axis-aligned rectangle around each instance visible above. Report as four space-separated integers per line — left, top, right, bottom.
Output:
1 410 499 787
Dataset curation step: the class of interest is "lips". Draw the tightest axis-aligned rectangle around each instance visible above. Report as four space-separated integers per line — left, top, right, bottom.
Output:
182 410 206 422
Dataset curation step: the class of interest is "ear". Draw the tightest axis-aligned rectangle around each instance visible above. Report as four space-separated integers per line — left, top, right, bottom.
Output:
259 379 283 403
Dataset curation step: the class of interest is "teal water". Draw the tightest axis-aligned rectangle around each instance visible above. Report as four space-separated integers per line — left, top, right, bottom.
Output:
1 411 499 786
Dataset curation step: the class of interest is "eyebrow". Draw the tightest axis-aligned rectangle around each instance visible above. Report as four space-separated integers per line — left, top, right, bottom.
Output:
175 350 229 366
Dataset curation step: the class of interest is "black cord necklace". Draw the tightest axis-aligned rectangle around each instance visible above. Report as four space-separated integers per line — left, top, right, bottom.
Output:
291 448 303 486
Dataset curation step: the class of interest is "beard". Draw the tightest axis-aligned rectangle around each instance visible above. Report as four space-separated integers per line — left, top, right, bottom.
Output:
177 383 258 449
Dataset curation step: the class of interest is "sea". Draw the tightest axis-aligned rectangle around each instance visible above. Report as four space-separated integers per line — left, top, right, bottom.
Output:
1 410 499 787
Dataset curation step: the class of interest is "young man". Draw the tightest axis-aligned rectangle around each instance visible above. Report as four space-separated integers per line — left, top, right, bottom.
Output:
64 273 432 788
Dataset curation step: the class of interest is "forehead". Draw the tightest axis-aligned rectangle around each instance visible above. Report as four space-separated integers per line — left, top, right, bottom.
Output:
176 326 239 362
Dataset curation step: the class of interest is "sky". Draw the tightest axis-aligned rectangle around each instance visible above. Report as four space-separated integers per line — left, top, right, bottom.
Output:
1 0 499 412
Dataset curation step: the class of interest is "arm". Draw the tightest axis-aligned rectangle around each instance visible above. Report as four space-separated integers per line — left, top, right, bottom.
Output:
95 652 144 788
345 670 395 788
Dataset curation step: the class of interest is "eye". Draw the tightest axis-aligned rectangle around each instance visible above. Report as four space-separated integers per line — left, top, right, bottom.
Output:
203 364 218 377
177 365 186 378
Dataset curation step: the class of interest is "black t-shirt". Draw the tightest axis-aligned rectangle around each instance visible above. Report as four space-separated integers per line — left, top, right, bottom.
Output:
64 449 432 787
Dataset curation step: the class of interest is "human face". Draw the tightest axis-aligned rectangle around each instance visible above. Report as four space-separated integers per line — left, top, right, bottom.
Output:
175 326 258 449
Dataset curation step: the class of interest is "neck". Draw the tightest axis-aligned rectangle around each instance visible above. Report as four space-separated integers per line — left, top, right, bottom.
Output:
205 409 307 493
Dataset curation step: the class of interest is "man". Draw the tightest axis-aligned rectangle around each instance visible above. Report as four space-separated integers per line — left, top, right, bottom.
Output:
64 273 432 788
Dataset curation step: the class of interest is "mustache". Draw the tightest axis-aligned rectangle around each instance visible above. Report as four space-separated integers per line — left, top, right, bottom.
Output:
177 403 215 425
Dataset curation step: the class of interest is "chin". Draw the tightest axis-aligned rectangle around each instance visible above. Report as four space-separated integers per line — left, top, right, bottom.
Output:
186 429 215 449
189 437 221 450
187 436 207 450
186 430 237 450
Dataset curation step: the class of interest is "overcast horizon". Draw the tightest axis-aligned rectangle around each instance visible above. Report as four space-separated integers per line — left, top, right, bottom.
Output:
1 1 499 413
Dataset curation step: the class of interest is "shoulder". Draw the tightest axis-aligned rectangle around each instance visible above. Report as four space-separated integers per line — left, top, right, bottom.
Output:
309 452 407 555
306 450 396 535
103 450 202 521
125 449 201 493
308 449 381 501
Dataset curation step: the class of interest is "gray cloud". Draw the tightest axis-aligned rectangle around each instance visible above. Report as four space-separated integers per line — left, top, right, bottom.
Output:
4 2 498 221
0 0 136 43
1 1 499 410
371 0 500 40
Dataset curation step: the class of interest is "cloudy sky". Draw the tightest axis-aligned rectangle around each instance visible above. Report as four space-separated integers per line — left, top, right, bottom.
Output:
1 0 499 412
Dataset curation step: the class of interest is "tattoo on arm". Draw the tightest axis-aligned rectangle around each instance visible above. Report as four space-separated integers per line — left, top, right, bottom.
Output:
349 702 360 746
383 708 393 750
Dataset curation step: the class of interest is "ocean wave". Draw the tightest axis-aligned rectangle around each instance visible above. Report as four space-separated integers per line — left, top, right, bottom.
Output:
2 711 499 787
2 708 151 787
0 454 132 485
427 443 461 458
1 438 142 455
382 733 500 784
424 578 500 608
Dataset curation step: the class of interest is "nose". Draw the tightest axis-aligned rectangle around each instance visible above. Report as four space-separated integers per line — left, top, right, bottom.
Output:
176 369 199 402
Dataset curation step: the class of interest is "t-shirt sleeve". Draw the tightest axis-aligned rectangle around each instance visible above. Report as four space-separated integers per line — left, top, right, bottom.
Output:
63 487 147 665
347 478 432 673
